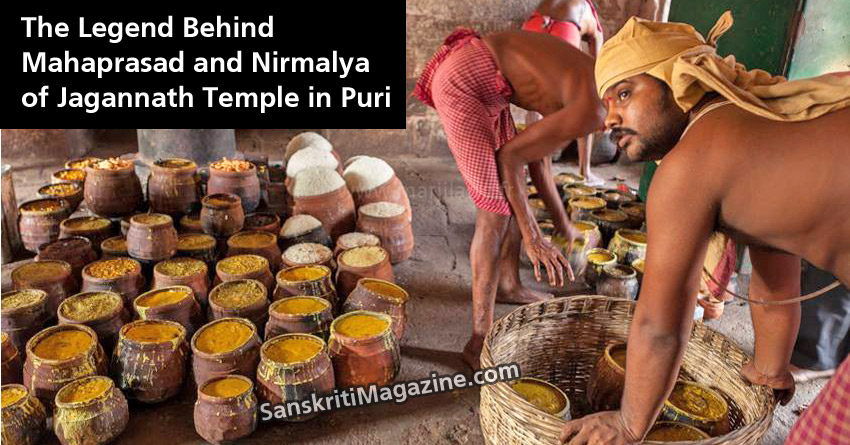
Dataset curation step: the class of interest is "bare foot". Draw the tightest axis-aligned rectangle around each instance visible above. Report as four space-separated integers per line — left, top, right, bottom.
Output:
790 364 835 383
582 171 605 187
462 339 483 370
496 285 553 304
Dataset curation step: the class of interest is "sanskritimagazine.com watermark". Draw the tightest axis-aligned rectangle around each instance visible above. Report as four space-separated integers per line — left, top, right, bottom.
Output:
260 363 521 421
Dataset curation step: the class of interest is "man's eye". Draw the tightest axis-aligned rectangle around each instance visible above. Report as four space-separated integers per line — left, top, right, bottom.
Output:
618 90 630 101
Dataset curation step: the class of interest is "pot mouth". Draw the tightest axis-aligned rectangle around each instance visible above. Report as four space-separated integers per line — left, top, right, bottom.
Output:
209 279 267 309
330 310 392 341
590 209 629 222
38 182 82 198
646 421 711 441
11 260 72 285
176 233 216 251
153 158 197 170
120 319 187 347
55 375 114 407
100 236 127 254
87 158 134 171
261 333 326 365
358 201 406 219
58 291 123 323
217 255 270 276
0 384 31 409
1 289 48 313
228 230 277 249
130 213 173 227
631 259 645 274
19 197 69 214
510 377 570 417
270 296 331 316
276 265 331 284
154 257 207 277
209 159 256 173
615 229 647 246
134 286 194 314
604 342 628 373
61 216 112 232
26 324 98 363
358 278 408 303
663 381 729 423
198 374 254 400
244 213 280 229
52 168 86 182
586 248 617 265
603 264 637 279
202 193 242 209
569 196 606 209
39 236 92 255
65 157 102 170
83 258 141 281
282 243 333 266
572 220 599 232
339 246 388 269
336 232 380 250
191 317 257 356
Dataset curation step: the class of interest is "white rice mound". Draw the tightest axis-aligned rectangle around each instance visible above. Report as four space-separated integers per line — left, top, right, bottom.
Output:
285 132 333 161
283 242 332 264
360 201 405 218
280 214 323 238
343 155 367 168
337 232 380 249
342 156 395 192
286 146 340 178
292 166 346 198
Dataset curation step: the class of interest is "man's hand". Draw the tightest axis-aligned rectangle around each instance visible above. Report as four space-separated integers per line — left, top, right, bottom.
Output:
524 236 573 287
560 411 640 444
741 360 795 405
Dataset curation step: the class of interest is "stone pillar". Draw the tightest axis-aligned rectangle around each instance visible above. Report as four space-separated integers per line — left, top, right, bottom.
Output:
135 129 237 190
65 129 97 158
2 165 22 263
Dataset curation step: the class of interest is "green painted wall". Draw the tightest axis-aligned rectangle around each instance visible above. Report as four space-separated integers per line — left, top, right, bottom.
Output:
787 0 850 79
668 0 798 75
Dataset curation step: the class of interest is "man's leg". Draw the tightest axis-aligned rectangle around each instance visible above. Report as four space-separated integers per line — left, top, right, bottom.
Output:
578 134 604 186
497 216 553 304
463 209 511 370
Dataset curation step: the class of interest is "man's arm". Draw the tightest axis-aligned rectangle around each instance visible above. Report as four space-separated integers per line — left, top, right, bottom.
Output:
496 88 602 286
742 247 799 401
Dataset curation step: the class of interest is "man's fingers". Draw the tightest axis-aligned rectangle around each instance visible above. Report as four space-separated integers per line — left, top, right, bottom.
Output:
567 427 591 445
543 257 557 286
532 257 542 282
560 421 581 443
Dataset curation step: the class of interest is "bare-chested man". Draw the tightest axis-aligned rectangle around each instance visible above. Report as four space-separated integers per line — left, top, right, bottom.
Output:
522 0 606 186
559 12 850 444
414 29 603 368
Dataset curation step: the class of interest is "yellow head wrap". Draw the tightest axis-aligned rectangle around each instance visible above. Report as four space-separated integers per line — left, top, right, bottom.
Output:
595 11 850 121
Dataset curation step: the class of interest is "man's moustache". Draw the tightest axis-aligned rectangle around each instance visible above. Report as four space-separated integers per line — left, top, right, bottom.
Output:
609 128 637 145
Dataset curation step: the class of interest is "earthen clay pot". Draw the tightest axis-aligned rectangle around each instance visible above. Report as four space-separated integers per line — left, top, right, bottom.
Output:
59 216 116 255
660 381 731 436
53 375 130 445
112 320 189 403
37 182 84 213
619 202 646 229
52 169 86 188
562 184 597 200
327 311 400 388
587 342 627 412
0 384 47 445
207 163 261 213
292 186 356 240
17 198 71 253
214 255 275 293
266 296 334 340
699 297 725 320
226 231 282 272
57 291 128 357
191 318 262 387
37 236 98 281
81 258 146 308
256 333 335 421
274 265 338 308
194 375 258 444
148 158 200 217
335 246 395 301
201 193 245 238
584 248 618 288
84 163 143 217
601 189 635 209
0 290 50 355
596 264 639 300
1 333 24 385
589 209 631 246
573 220 603 251
568 196 606 222
244 213 281 235
23 324 108 407
279 225 333 252
607 229 647 266
281 243 335 271
176 234 219 270
333 232 381 258
11 260 79 317
133 286 203 335
343 278 409 341
153 258 211 308
356 202 415 264
100 236 129 259
126 213 178 262
350 175 412 220
207 279 270 331
179 213 205 234
65 157 102 171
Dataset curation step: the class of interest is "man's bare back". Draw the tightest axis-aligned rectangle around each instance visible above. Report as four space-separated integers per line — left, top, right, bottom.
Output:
483 30 596 115
673 105 850 284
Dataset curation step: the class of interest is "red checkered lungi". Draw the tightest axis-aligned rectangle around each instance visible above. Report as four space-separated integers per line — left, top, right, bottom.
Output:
413 28 515 215
786 355 850 444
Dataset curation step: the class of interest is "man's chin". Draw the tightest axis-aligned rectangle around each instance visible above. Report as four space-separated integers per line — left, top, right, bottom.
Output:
625 144 664 162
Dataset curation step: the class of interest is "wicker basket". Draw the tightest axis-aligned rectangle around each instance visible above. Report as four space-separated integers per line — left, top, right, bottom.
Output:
480 296 774 444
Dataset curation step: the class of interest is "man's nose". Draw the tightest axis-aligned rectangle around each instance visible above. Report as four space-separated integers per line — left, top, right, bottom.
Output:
604 105 622 131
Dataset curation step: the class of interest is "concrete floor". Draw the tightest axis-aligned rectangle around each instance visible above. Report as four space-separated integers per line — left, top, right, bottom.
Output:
2 155 824 444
